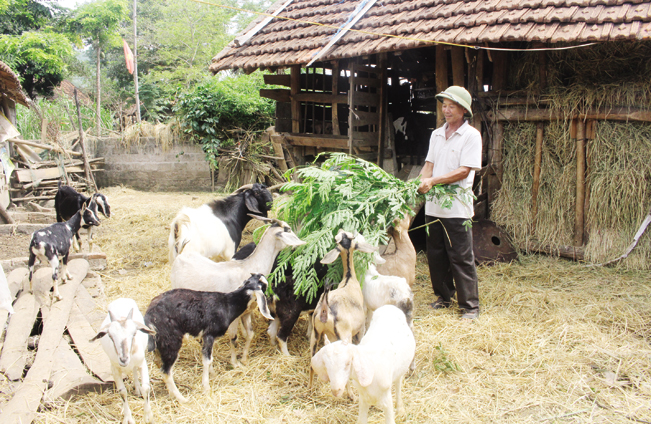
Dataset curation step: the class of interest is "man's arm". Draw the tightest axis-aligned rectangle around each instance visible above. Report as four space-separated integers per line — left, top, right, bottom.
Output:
418 164 471 194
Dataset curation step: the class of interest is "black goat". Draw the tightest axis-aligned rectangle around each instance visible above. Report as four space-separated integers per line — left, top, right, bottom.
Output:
168 183 273 262
144 273 273 403
233 242 327 356
28 204 100 301
54 183 111 251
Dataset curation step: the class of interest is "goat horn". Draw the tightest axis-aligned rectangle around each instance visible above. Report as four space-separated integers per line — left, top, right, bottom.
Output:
233 184 254 194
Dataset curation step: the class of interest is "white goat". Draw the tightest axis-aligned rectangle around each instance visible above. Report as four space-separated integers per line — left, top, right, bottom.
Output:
311 305 416 424
91 298 154 424
170 215 304 367
0 263 14 314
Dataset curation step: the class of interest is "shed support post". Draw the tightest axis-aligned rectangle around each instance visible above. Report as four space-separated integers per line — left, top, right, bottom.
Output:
291 66 301 133
435 45 448 128
574 119 586 247
377 53 387 167
531 122 544 234
331 61 340 136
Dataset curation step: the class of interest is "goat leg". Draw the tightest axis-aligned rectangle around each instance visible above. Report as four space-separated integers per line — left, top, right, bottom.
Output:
378 389 396 424
239 313 254 365
226 320 241 368
395 375 405 417
357 395 370 424
201 334 215 393
162 370 188 404
139 362 153 423
110 365 135 424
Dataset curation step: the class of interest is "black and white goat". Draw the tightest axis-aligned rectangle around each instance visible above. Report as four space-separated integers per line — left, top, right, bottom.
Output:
168 183 273 262
144 274 273 403
28 203 99 301
55 183 111 251
91 298 154 424
170 216 305 367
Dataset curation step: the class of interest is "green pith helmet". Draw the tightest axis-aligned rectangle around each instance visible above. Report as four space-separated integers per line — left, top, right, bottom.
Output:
435 86 473 118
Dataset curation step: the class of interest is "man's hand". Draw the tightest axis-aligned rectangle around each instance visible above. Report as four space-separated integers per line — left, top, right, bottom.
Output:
418 177 435 194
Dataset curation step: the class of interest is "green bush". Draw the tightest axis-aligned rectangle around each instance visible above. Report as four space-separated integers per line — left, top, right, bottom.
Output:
175 72 275 165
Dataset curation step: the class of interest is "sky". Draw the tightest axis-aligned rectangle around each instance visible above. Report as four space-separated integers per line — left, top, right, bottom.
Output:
55 0 89 10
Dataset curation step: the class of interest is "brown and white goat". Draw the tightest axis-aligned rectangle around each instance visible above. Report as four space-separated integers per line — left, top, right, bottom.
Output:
309 229 377 388
376 215 416 287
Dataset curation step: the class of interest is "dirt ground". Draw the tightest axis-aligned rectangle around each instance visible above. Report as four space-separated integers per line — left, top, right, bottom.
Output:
2 187 650 424
0 232 32 260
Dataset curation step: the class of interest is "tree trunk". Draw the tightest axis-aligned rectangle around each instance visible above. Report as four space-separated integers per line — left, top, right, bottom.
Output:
96 43 101 136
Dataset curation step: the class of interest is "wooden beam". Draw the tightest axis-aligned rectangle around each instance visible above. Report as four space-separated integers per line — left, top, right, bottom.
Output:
67 302 114 382
348 60 355 155
350 110 380 127
488 107 651 123
332 60 340 136
451 46 465 86
523 241 584 261
7 138 82 157
352 131 380 147
260 88 290 103
435 45 448 128
351 91 379 107
291 66 301 133
293 92 348 104
0 259 88 424
263 74 291 87
574 119 586 247
277 134 349 149
377 52 387 168
532 122 544 234
270 137 288 172
0 289 39 380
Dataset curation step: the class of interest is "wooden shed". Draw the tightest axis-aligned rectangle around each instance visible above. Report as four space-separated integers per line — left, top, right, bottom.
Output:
212 0 651 267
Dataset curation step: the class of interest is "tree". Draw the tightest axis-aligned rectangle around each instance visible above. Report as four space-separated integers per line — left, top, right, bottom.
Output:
0 0 72 98
67 0 128 135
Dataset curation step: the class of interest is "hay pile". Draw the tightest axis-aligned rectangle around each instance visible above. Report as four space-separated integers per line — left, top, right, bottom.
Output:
491 119 651 270
121 120 185 151
25 188 651 423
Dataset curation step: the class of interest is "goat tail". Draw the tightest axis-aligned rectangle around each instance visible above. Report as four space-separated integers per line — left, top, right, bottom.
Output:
397 298 414 324
146 323 157 352
169 213 192 259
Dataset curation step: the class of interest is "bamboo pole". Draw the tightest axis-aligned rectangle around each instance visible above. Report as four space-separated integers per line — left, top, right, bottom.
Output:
573 119 586 246
7 139 82 157
531 122 544 234
132 0 141 123
435 45 448 128
377 53 387 167
0 203 14 224
96 44 101 136
584 119 594 238
74 89 97 191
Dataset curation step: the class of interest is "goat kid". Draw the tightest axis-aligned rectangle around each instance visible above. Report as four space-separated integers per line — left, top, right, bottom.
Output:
311 305 416 424
55 183 110 251
144 274 273 403
28 204 99 301
376 215 416 287
91 298 154 424
309 230 377 389
171 215 304 367
168 183 273 262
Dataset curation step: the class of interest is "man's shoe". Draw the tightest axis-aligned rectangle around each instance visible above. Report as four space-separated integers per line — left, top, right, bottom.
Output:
429 298 450 310
461 310 479 320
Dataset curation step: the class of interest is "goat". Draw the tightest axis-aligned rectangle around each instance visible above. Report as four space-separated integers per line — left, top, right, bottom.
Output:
90 298 154 424
28 204 99 301
144 274 273 403
311 305 416 424
309 230 377 389
376 215 416 287
231 242 327 357
0 263 14 314
170 215 304 367
168 183 273 263
55 183 110 251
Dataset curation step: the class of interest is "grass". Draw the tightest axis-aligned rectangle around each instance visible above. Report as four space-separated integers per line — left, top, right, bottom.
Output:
13 187 650 424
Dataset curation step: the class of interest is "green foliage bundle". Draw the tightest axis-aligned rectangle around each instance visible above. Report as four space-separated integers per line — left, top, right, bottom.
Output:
175 72 274 167
270 153 437 301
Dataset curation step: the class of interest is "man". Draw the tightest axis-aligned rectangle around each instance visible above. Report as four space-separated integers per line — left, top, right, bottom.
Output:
417 86 481 320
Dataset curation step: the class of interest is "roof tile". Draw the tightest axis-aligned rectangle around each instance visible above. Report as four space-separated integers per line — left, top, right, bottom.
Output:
455 23 488 43
525 22 560 41
502 22 536 41
544 6 579 22
638 21 651 38
498 8 529 23
610 20 641 39
477 22 511 42
550 21 586 41
522 6 554 22
598 4 630 21
572 5 605 22
627 3 651 20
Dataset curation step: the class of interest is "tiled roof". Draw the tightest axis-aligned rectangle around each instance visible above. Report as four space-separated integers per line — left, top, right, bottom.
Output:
0 61 28 107
210 0 651 73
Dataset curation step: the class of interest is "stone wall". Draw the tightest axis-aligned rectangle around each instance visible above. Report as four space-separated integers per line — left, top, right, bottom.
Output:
90 137 211 191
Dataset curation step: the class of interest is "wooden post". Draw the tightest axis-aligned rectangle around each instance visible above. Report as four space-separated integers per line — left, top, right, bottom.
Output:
451 46 465 87
332 60 340 136
435 45 448 128
466 48 481 131
348 60 355 155
0 203 14 224
491 51 507 92
377 53 387 167
584 119 594 237
531 122 544 233
574 119 586 247
487 122 504 212
74 89 96 191
290 66 301 133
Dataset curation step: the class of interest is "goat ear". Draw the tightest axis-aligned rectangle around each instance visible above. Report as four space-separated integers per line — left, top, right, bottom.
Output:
311 350 330 383
352 349 374 387
323 335 331 345
278 231 306 247
134 321 155 335
320 247 340 264
244 191 263 214
373 251 386 265
90 324 109 342
108 309 117 322
127 308 134 321
254 290 274 320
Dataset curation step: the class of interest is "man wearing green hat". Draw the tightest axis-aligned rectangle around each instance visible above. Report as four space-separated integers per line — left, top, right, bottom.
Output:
417 85 481 320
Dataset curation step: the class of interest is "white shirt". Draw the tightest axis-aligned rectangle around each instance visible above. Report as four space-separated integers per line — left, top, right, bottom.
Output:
424 120 482 219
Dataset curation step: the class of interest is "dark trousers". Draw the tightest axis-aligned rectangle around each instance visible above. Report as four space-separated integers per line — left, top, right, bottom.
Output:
425 215 479 313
